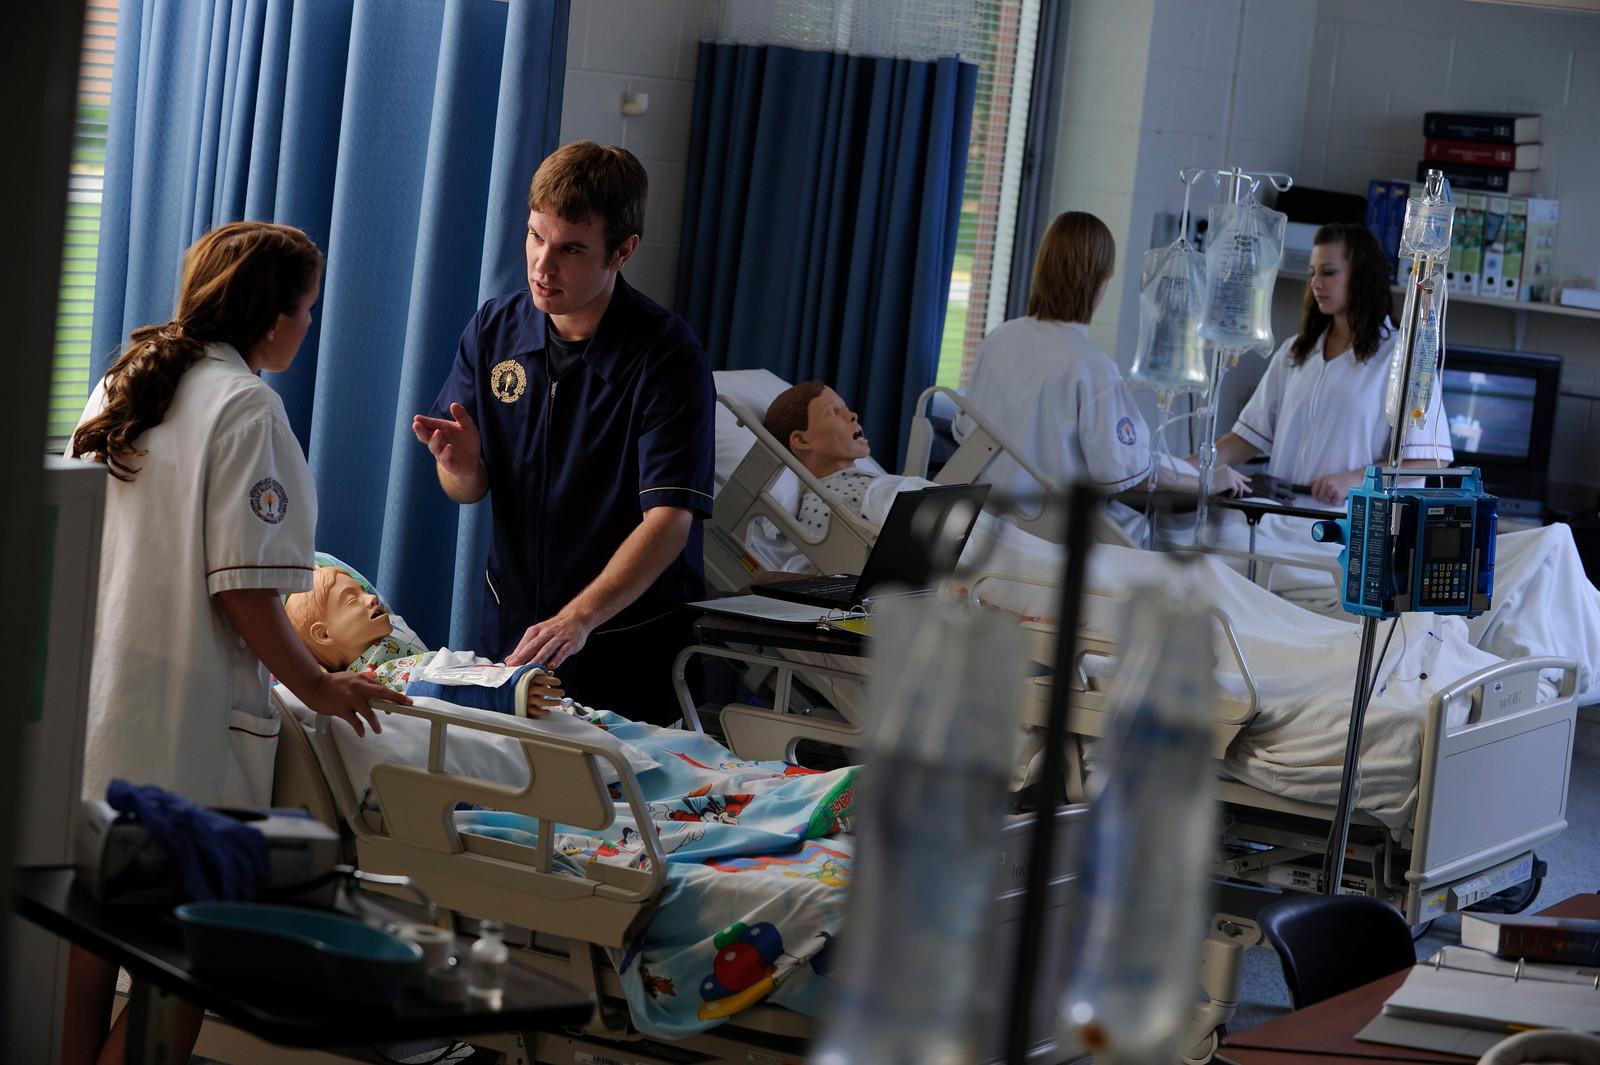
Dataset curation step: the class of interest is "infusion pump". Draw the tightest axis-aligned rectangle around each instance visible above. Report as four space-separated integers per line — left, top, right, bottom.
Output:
1313 466 1497 620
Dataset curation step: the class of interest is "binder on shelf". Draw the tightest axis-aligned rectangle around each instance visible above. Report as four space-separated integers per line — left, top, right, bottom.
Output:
1480 195 1510 296
1424 138 1541 170
1520 197 1559 303
1422 111 1541 144
1365 178 1392 265
1456 193 1487 295
1385 181 1409 283
1496 197 1529 300
1416 159 1533 195
1446 201 1466 292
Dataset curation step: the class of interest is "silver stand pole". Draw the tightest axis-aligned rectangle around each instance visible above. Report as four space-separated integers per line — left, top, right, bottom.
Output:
1321 616 1379 893
1321 186 1435 893
1192 167 1249 546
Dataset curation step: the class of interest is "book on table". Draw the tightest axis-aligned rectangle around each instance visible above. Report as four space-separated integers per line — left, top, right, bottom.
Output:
1357 944 1600 1057
1461 912 1600 965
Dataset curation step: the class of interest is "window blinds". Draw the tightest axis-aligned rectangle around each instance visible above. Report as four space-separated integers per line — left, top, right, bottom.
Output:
49 0 117 449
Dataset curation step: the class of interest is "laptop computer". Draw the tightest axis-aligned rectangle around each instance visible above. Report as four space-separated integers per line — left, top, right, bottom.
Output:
752 483 992 609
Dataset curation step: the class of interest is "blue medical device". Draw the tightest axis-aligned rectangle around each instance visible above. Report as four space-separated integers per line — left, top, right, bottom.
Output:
1312 466 1498 619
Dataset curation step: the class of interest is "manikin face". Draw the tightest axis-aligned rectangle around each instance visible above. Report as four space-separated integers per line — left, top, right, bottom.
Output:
316 570 394 667
525 209 635 332
1308 241 1351 320
247 278 320 374
796 388 870 465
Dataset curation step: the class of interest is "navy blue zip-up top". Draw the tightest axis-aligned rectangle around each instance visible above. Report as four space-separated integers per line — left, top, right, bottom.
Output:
431 276 714 660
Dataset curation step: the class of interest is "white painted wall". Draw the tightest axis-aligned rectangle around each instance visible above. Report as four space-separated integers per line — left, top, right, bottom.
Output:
558 0 706 308
1046 0 1155 360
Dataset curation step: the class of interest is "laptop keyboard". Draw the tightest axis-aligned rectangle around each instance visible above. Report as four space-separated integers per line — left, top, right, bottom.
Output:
787 576 859 600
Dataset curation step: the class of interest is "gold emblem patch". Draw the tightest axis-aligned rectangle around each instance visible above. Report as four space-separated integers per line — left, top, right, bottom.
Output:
490 359 527 404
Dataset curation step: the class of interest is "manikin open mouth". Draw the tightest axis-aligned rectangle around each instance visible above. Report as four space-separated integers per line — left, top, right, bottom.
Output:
370 607 387 621
852 429 864 440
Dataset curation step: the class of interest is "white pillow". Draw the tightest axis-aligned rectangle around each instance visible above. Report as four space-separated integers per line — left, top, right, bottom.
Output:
714 367 792 417
282 689 661 804
713 369 792 490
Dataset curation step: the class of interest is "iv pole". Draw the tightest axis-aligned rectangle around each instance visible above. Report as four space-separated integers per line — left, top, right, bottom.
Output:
1320 168 1452 895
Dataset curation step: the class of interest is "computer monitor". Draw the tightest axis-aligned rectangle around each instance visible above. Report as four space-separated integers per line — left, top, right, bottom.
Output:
1438 345 1561 511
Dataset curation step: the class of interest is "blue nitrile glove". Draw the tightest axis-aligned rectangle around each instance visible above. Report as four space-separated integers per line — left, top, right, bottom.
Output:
106 780 271 902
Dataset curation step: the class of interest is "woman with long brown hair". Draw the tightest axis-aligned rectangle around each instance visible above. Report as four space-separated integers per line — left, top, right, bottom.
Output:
64 221 397 1065
1210 222 1452 505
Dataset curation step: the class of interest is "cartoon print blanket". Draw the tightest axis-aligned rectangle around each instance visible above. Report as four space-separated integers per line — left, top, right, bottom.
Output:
456 705 856 1038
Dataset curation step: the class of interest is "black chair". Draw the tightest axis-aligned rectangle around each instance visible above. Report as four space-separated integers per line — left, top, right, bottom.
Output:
1257 895 1416 1009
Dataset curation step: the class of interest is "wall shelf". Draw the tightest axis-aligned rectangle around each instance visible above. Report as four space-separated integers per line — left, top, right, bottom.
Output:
1276 271 1600 347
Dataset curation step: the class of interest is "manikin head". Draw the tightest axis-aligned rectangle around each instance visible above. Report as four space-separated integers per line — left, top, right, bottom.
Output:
763 382 871 479
285 567 394 670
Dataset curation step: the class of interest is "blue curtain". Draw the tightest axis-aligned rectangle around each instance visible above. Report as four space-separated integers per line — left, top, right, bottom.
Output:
676 42 977 470
93 0 568 648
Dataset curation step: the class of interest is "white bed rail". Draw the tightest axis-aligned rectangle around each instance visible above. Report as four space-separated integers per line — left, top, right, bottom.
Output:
708 395 879 592
904 384 1139 549
967 571 1261 734
1406 655 1579 913
310 696 669 948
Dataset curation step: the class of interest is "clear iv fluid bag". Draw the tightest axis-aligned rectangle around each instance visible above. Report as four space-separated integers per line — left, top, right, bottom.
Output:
1058 583 1219 1065
1130 242 1209 397
1384 185 1454 429
1197 201 1287 352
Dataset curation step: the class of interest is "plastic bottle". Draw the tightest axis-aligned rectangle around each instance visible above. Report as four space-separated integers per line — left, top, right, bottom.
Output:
466 918 508 1009
1058 579 1221 1065
812 594 1028 1065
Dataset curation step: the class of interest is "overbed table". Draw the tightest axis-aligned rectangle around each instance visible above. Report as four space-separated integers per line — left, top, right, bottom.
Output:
1214 479 1344 583
12 865 594 1065
1216 893 1600 1065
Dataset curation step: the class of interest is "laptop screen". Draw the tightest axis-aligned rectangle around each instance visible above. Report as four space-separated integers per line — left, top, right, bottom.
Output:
856 483 991 596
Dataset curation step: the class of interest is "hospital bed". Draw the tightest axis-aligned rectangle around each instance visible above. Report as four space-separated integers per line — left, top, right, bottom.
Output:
1018 591 1579 924
711 372 1327 596
706 370 1579 922
707 372 1138 596
268 682 1091 1065
902 384 1138 548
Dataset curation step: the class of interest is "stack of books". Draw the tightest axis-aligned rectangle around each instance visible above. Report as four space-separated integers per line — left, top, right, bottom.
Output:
1421 111 1541 196
1365 131 1559 301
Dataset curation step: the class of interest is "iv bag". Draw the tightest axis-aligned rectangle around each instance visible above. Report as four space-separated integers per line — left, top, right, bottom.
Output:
1197 201 1287 352
1384 185 1454 429
1130 241 1209 397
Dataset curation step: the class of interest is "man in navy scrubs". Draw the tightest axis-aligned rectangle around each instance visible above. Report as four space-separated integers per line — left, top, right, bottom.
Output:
413 142 713 723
